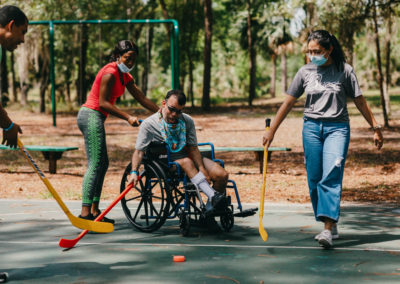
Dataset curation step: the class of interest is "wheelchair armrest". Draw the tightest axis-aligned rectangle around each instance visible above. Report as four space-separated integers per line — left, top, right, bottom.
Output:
197 142 215 160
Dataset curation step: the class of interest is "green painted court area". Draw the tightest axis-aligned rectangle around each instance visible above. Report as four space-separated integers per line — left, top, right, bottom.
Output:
1 200 400 283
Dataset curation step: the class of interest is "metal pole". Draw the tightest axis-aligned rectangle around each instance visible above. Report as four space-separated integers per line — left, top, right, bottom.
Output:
49 21 56 127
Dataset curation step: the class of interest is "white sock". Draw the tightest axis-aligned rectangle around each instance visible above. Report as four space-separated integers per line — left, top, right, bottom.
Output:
190 171 215 198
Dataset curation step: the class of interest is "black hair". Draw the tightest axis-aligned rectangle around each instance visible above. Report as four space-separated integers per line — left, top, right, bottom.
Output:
109 40 139 62
165 90 186 106
307 30 346 71
0 5 28 27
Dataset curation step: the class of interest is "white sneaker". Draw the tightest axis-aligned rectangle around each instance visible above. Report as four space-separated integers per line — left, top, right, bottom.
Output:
315 225 339 241
318 229 333 249
331 224 339 240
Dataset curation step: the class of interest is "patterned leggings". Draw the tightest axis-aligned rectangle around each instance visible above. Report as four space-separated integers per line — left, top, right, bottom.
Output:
77 107 109 206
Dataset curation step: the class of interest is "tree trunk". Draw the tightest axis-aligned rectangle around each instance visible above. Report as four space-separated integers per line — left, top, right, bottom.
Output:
10 52 17 102
158 0 171 37
281 48 287 94
77 24 89 105
372 1 389 127
0 48 8 105
188 55 194 107
384 8 392 116
247 0 256 107
142 26 153 96
270 54 277 98
202 0 212 111
39 52 50 113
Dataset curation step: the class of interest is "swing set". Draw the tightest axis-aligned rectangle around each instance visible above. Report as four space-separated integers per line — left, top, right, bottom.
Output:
29 19 180 126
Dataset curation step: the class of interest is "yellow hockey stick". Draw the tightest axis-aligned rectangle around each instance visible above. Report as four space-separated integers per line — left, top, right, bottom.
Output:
17 138 113 233
259 118 271 241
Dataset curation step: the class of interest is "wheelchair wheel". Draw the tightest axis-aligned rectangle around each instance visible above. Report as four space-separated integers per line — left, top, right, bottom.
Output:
220 207 234 232
178 207 190 236
120 162 171 233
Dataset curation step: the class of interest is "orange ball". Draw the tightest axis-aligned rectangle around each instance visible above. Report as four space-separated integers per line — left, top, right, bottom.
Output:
173 255 185 262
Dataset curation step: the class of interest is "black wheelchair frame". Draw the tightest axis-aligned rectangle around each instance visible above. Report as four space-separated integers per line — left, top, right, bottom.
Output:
120 142 257 236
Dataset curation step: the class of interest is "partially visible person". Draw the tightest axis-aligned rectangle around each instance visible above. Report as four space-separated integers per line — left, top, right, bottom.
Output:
127 90 228 216
0 5 28 148
262 30 383 249
0 5 28 283
78 40 159 224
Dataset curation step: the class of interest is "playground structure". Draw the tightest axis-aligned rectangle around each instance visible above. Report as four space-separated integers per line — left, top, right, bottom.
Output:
29 19 180 126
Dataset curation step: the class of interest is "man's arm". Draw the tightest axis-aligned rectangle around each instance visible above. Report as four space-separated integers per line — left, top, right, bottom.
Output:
0 104 22 148
127 149 145 186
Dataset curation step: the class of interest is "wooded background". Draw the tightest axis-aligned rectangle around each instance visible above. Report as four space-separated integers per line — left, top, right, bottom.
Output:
0 0 399 127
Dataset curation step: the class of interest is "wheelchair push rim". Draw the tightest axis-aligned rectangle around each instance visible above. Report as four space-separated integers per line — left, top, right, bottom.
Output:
120 162 171 233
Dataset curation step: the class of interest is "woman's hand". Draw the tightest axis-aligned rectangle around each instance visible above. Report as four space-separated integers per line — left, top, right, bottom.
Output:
262 129 274 148
127 116 140 126
374 129 383 150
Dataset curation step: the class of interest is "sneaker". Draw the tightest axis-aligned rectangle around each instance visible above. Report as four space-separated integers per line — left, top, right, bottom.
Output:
211 192 227 209
314 225 339 241
0 272 8 283
79 213 94 220
318 229 333 249
331 224 339 240
93 211 115 224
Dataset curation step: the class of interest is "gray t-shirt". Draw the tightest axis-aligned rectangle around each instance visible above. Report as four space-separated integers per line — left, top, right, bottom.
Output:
135 112 198 160
287 62 362 122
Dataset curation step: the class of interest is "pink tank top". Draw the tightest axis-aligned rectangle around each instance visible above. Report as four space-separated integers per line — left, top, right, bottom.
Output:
83 62 133 117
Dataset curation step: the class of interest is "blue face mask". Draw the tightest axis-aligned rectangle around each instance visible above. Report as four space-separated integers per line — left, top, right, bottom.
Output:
307 53 328 66
117 61 134 73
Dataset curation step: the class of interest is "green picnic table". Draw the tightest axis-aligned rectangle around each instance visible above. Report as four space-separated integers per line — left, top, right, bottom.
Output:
0 144 78 174
200 146 291 173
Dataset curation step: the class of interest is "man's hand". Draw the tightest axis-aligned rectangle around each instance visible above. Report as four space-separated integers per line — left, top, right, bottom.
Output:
127 172 139 187
199 167 211 184
2 123 22 148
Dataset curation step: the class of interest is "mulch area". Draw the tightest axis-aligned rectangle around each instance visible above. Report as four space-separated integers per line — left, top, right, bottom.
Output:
1 104 399 205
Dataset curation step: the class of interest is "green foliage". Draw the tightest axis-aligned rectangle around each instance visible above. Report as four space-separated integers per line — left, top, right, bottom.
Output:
1 0 400 114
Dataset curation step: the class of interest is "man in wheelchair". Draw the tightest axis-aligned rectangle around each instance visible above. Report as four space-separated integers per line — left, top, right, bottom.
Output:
127 89 228 215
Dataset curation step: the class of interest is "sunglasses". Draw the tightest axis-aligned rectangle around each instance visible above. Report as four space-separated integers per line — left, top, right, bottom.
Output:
166 102 183 114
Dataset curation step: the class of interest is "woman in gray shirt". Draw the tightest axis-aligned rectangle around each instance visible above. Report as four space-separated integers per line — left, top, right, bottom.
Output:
262 30 383 249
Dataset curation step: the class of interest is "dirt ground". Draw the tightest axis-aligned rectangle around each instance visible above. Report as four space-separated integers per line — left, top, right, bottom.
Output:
1 101 399 205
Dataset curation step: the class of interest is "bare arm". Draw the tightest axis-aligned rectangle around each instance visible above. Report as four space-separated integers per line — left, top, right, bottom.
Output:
0 104 22 148
262 94 297 147
353 95 383 150
98 74 139 126
126 81 159 113
127 149 145 186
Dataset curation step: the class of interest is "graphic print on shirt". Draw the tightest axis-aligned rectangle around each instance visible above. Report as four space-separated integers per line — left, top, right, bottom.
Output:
304 72 341 94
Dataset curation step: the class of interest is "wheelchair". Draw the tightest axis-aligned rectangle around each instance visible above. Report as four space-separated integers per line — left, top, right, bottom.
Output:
120 142 257 236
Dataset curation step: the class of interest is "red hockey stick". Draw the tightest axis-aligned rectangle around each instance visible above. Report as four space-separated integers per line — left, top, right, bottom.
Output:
59 183 134 248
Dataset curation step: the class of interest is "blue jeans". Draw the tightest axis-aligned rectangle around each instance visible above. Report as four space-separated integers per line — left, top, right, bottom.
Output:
302 118 350 222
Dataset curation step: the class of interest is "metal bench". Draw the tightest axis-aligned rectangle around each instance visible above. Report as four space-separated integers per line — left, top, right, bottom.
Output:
0 144 78 174
200 146 291 173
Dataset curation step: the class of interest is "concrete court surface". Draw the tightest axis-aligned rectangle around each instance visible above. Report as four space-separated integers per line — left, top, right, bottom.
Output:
1 199 400 284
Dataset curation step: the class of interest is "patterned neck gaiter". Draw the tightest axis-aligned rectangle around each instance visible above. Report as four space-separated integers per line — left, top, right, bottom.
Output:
159 112 186 152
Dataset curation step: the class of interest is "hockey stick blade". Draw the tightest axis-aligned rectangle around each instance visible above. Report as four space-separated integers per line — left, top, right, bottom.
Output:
17 138 113 233
59 183 134 248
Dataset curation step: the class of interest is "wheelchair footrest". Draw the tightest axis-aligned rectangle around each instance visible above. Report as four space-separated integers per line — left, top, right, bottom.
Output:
234 207 258 217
